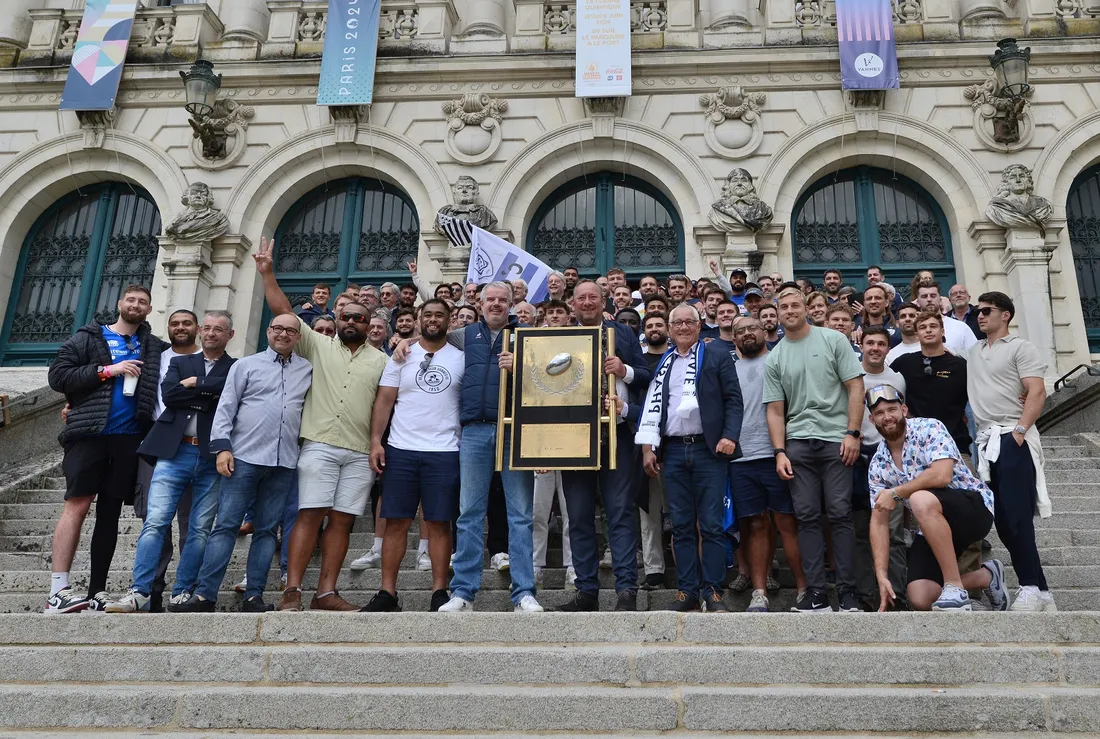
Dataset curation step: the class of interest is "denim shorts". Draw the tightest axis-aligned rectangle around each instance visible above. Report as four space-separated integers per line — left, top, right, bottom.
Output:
379 445 460 522
728 457 794 518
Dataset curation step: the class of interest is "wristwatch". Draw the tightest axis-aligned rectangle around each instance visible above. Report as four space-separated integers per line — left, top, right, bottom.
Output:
845 429 862 439
892 491 903 503
773 448 786 458
1013 424 1027 435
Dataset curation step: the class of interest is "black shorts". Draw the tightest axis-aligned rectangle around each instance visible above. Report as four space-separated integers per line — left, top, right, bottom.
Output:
907 487 994 586
61 434 143 504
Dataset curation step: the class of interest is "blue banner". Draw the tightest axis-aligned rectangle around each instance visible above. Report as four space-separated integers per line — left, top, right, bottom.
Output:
317 0 380 107
59 0 137 111
836 0 900 91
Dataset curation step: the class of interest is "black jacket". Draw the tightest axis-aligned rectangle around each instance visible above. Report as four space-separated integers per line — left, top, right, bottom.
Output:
138 352 236 459
48 322 168 445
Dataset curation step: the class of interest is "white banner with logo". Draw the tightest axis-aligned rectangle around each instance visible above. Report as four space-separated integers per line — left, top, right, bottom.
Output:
574 0 631 98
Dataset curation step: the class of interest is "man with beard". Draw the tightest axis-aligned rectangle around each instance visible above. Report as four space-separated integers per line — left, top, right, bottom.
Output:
558 280 653 612
667 275 691 306
758 304 783 349
885 303 922 365
638 312 670 588
254 238 388 612
644 295 670 321
360 300 465 612
358 286 380 311
638 275 660 304
563 267 580 291
709 259 748 308
391 308 417 352
822 269 843 304
398 283 418 310
866 385 1002 611
612 285 634 315
765 287 864 613
730 316 806 613
757 276 776 304
108 312 235 613
638 303 743 612
46 286 169 613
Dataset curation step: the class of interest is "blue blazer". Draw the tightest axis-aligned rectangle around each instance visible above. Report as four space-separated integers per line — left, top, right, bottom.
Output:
138 352 235 459
656 344 744 459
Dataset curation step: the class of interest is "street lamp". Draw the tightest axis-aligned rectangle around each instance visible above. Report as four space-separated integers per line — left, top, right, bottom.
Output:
988 38 1031 144
180 59 228 159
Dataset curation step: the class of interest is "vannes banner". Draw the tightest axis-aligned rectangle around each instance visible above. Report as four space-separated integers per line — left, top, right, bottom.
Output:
317 0 381 106
574 0 632 98
835 0 900 91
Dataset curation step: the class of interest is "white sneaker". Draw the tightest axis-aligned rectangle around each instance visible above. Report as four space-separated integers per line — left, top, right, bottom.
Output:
534 566 544 586
438 596 474 612
350 550 382 571
169 591 192 606
599 549 613 570
1010 585 1043 612
514 594 544 613
234 576 247 593
105 588 150 613
83 591 110 613
564 566 577 591
490 552 510 572
1040 590 1057 612
416 551 432 571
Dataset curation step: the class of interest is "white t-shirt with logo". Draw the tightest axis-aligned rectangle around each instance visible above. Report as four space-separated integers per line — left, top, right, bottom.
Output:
380 342 465 452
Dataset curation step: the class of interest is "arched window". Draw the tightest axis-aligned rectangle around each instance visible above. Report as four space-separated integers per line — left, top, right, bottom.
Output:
526 173 683 277
792 166 954 294
273 177 419 310
1067 165 1100 352
0 184 161 366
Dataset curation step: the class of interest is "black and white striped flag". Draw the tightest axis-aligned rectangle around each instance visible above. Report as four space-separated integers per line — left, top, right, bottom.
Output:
436 213 475 248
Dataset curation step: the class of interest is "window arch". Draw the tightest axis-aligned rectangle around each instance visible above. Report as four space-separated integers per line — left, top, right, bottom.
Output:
272 177 420 309
0 184 161 366
1067 164 1100 352
525 173 684 277
792 166 954 294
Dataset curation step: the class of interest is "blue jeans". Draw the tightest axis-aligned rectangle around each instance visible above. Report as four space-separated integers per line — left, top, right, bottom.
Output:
662 440 728 598
132 445 221 597
450 422 535 604
280 476 299 577
195 459 295 602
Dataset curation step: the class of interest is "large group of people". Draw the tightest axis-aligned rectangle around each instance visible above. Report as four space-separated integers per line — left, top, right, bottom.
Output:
43 244 1055 615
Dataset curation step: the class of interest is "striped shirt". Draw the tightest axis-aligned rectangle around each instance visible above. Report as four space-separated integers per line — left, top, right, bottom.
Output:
209 348 313 469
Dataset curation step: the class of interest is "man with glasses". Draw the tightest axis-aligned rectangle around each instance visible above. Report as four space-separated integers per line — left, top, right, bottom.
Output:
948 284 985 339
360 300 465 612
865 384 1003 611
170 314 313 612
311 315 337 338
254 237 388 612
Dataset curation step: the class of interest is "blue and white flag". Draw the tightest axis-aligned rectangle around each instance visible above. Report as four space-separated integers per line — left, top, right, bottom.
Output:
467 227 552 304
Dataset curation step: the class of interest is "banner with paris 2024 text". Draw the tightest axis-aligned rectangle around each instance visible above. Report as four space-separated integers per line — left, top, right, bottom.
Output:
317 0 381 106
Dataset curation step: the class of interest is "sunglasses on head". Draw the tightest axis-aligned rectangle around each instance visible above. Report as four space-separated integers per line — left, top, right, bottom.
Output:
340 313 370 324
865 383 904 409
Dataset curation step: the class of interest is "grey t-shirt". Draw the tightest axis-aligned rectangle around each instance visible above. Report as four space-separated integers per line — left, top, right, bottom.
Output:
966 335 1047 429
860 366 906 445
733 353 772 462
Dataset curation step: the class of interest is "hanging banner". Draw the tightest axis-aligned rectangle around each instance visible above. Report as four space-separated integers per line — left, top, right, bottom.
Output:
317 0 381 106
574 0 631 98
59 1 138 111
467 227 552 304
835 0 900 91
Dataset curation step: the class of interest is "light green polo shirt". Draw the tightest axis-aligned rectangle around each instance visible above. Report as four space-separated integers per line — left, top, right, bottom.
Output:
295 317 387 454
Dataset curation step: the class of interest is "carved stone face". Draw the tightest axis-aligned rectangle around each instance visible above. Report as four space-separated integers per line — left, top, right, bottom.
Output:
1003 166 1033 197
453 176 480 206
187 184 213 209
723 169 754 200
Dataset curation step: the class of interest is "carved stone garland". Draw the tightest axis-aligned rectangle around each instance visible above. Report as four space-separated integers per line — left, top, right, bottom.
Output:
698 86 765 160
442 94 507 164
963 77 1034 153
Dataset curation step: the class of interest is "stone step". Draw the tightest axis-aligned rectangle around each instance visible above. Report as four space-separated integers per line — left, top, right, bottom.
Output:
0 684 1096 734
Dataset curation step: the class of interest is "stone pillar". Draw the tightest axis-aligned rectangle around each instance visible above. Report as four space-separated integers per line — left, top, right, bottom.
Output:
425 232 471 286
159 236 215 323
458 0 510 35
206 0 270 60
0 0 34 67
262 0 303 59
968 220 1011 294
208 234 254 316
1000 228 1057 379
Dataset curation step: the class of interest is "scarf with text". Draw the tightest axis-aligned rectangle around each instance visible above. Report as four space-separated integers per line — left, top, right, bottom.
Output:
635 340 704 448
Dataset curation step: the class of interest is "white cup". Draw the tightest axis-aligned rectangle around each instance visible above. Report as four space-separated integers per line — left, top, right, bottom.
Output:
122 373 139 397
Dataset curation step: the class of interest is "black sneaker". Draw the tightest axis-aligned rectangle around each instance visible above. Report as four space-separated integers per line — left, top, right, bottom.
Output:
359 589 402 613
702 591 730 612
791 588 832 613
666 591 701 612
429 589 450 612
167 594 216 613
557 591 599 612
241 596 274 613
838 590 862 613
149 589 164 614
642 573 665 590
615 590 637 611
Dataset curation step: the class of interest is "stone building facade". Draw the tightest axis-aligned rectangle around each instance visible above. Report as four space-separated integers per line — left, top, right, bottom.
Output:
0 0 1098 378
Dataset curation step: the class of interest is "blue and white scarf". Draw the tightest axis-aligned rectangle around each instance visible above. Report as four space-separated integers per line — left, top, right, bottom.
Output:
635 340 704 449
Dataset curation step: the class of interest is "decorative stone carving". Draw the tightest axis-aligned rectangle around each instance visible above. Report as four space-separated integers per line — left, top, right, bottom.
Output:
189 97 255 170
584 97 624 138
986 164 1054 238
442 94 507 164
330 106 367 144
699 86 764 159
963 78 1033 152
845 89 885 131
75 109 115 149
165 182 231 243
709 168 774 233
434 176 499 238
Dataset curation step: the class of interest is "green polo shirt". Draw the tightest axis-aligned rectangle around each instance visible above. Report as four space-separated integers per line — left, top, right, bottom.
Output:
295 317 387 454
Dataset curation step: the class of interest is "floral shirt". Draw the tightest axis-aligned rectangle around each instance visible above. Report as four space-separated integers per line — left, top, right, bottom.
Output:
868 417 994 527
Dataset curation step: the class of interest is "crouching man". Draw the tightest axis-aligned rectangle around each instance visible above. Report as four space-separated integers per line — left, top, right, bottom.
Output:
865 384 1007 612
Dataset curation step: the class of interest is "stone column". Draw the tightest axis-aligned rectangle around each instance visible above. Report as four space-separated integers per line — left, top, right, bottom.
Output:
0 0 34 66
458 0 510 35
158 236 216 322
425 232 472 286
206 0 270 60
1000 228 1057 378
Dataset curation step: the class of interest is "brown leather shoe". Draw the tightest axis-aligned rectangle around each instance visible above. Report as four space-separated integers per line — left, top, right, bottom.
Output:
310 591 359 611
276 587 302 612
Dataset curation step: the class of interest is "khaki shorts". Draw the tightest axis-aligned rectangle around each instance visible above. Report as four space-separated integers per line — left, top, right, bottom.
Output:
296 440 375 516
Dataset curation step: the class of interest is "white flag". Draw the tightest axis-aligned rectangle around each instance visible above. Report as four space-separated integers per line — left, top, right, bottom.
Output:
467 227 552 304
